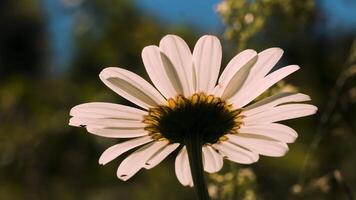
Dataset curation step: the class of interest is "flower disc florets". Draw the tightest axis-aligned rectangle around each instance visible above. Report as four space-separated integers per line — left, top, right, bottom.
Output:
143 93 243 144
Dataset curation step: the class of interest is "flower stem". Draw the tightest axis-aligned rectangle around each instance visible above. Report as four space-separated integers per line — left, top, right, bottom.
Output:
185 133 210 200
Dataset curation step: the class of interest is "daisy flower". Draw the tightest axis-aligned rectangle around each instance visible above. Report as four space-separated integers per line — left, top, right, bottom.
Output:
69 35 317 199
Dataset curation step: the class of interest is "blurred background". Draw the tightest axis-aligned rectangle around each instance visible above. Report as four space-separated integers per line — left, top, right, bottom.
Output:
0 0 356 199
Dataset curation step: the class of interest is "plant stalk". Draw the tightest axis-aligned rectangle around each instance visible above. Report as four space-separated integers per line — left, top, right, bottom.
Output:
185 133 210 200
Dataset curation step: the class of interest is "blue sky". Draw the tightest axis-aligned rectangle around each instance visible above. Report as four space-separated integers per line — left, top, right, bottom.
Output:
42 0 356 73
320 0 356 31
135 0 223 32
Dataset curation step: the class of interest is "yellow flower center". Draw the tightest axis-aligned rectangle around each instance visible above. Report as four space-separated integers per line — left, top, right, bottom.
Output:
143 93 243 144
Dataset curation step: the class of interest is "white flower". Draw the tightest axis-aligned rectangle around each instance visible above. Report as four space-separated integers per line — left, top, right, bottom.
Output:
69 34 317 187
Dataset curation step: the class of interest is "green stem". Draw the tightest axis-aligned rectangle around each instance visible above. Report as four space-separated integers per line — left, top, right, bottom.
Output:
185 133 210 200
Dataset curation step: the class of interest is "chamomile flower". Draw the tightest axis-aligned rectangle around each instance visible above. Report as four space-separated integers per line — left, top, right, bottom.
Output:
69 35 317 190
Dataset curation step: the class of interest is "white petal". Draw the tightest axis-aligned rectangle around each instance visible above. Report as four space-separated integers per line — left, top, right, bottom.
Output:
193 35 222 93
86 127 148 138
227 134 289 157
214 49 257 99
225 48 283 104
213 141 259 164
144 143 179 169
242 93 311 116
116 140 168 181
231 65 300 108
70 102 146 120
99 136 153 165
244 48 284 86
69 117 144 128
239 123 298 143
99 67 166 109
69 102 149 139
202 146 223 173
244 103 318 124
159 35 194 95
175 146 193 187
142 45 183 98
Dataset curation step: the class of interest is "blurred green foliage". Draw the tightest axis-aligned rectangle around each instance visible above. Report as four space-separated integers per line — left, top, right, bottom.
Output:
0 0 355 199
217 0 314 51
